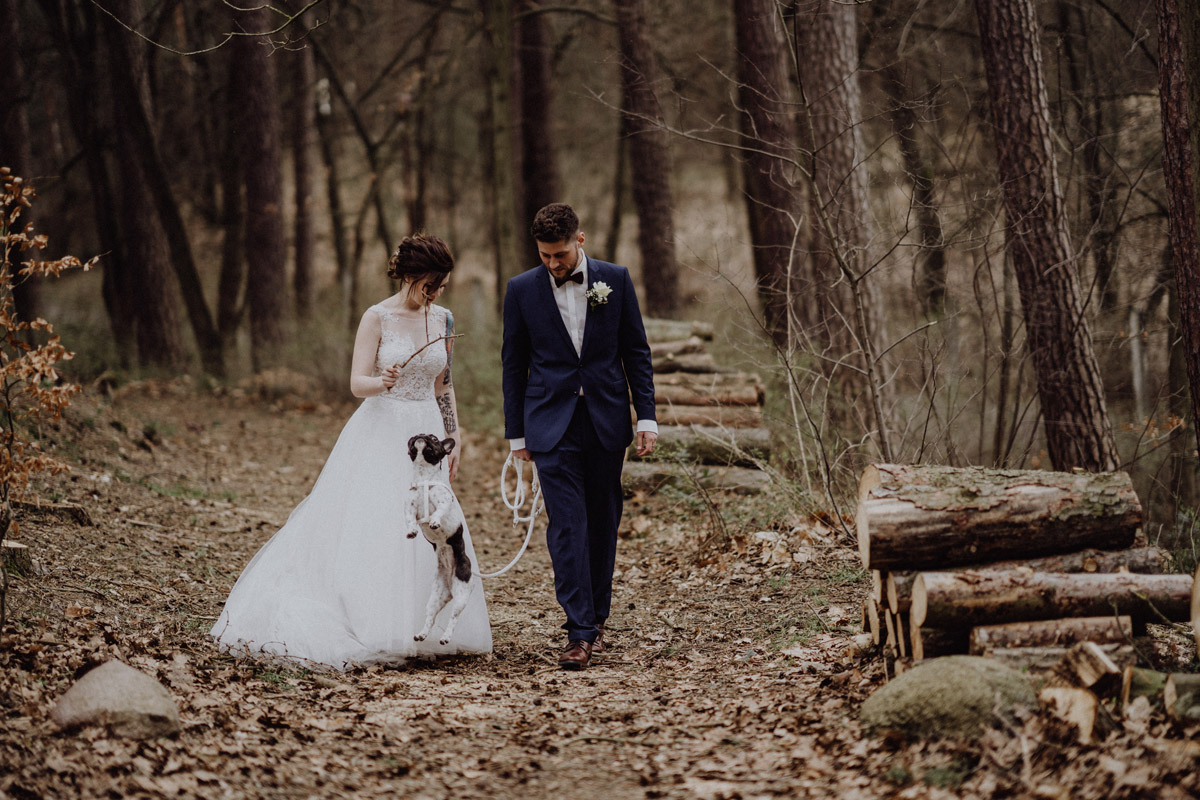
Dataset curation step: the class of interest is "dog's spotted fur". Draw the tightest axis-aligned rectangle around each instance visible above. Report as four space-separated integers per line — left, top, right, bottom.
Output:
404 434 474 645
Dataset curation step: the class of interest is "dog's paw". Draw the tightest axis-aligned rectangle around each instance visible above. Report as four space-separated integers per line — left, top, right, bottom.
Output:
439 637 451 646
406 531 418 539
429 521 441 530
413 632 426 642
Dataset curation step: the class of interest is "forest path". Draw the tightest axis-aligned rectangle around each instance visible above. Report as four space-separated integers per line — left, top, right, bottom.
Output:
4 383 1194 799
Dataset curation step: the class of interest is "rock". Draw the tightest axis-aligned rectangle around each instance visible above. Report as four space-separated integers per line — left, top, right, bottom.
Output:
860 655 1036 738
50 660 181 739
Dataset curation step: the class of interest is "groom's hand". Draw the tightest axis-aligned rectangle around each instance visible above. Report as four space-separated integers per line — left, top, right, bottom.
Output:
513 448 532 462
636 431 657 457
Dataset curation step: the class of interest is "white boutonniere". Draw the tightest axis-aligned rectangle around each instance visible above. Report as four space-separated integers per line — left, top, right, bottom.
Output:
586 281 612 308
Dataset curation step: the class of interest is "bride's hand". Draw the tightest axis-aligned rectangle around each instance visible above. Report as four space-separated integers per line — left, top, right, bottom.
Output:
381 364 400 390
447 449 460 482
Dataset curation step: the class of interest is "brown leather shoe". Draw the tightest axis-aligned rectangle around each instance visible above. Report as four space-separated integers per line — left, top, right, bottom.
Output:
558 639 592 670
592 624 607 655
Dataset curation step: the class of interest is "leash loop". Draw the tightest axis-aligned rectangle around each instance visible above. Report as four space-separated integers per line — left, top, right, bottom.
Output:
476 452 542 578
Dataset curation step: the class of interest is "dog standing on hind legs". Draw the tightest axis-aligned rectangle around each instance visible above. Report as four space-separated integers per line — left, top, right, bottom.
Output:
404 433 474 645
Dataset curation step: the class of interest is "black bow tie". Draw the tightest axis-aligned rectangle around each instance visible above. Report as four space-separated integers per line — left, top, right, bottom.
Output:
554 270 584 288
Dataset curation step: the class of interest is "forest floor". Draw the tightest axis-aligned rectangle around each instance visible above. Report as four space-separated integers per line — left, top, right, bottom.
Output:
2 379 1200 799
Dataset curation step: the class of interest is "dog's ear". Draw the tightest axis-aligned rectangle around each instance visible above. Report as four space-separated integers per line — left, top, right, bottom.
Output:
407 435 420 460
441 438 456 454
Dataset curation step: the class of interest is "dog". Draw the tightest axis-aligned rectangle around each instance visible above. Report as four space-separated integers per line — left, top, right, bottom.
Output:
404 433 474 645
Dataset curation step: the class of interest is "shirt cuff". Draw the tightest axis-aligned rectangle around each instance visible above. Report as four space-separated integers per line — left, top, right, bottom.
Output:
509 438 526 451
636 420 658 435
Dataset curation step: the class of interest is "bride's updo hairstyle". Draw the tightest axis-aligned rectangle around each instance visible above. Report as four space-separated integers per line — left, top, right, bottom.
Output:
388 234 455 305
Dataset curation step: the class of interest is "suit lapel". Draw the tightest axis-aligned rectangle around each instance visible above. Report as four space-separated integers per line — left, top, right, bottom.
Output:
532 266 576 354
580 260 600 358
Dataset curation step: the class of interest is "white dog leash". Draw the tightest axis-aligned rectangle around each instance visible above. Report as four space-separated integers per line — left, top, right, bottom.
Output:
475 452 543 578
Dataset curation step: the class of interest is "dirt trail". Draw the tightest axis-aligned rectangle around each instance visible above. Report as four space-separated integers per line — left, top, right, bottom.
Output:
1 384 1197 799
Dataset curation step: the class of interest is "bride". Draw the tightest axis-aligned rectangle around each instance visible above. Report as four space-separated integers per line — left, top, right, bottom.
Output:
210 234 492 670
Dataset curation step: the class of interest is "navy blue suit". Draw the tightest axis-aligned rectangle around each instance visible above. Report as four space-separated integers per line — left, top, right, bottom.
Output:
501 258 655 642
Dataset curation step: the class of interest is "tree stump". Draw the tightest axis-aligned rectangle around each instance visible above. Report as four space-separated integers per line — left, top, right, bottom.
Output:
1 540 32 576
857 464 1142 570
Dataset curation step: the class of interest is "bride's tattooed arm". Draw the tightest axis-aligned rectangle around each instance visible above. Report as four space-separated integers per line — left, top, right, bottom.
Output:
437 394 458 434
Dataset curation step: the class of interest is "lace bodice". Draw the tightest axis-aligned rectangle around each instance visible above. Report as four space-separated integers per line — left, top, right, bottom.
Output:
372 303 451 402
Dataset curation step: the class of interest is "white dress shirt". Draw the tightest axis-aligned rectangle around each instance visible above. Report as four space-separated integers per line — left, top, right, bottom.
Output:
509 251 657 451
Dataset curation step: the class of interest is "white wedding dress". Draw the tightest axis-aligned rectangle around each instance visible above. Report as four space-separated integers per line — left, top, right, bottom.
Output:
210 303 492 670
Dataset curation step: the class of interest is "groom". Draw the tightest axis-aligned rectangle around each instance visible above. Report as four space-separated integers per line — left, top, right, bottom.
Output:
501 203 657 670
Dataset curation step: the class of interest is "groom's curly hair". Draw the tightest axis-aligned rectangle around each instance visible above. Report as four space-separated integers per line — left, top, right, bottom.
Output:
530 203 579 243
388 234 455 283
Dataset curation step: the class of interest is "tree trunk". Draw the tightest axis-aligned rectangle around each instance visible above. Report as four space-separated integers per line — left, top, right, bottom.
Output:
314 77 351 324
1058 2 1121 314
291 37 317 319
797 0 879 354
857 464 1142 570
217 45 245 352
1160 0 1200 471
42 2 136 366
615 0 679 315
104 0 188 370
733 0 803 347
0 0 43 322
880 63 946 317
480 0 524 306
514 1 561 267
974 0 1118 472
968 616 1133 654
911 571 1193 629
106 0 224 375
233 8 288 371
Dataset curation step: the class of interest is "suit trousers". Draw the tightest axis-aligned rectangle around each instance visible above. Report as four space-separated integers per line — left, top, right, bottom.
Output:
530 396 625 643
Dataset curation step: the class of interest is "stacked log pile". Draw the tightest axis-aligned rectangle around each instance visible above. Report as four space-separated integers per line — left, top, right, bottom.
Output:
856 464 1197 675
623 319 770 495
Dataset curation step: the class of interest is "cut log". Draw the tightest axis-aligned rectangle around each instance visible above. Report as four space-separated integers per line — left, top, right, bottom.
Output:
910 571 1192 629
654 404 762 428
1 540 31 575
856 464 1142 570
893 611 908 658
621 462 770 496
865 597 883 646
886 573 914 613
1164 674 1200 720
871 571 884 605
1120 666 1166 711
969 616 1133 654
641 425 770 467
888 549 1168 613
883 608 896 651
655 375 764 407
989 644 1135 674
649 336 707 360
1039 687 1117 744
1051 641 1125 693
643 318 714 343
652 352 733 374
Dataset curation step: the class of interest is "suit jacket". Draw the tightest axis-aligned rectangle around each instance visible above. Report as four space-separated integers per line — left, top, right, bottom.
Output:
502 258 656 452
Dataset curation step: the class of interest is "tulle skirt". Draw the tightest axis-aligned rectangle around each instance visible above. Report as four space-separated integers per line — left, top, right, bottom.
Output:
210 395 492 671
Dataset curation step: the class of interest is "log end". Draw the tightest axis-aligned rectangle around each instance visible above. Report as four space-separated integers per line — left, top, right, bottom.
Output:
910 573 928 628
1191 563 1200 661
